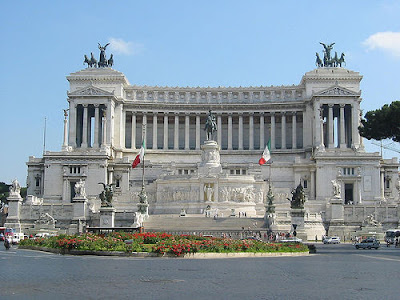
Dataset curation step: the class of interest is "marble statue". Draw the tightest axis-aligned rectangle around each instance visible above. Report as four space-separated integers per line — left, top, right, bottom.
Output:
331 179 341 198
9 179 21 196
74 179 86 198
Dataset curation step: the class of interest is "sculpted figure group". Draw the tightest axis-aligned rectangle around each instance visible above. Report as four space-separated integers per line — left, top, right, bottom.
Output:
84 43 114 68
316 42 345 68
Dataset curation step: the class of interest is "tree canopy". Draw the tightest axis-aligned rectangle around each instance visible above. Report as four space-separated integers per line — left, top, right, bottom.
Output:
359 101 400 142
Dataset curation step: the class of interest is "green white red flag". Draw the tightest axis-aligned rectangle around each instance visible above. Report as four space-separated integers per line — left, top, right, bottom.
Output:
259 139 271 165
132 141 145 168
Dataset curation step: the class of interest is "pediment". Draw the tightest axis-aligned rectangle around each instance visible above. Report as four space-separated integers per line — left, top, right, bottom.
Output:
68 86 114 97
314 86 360 97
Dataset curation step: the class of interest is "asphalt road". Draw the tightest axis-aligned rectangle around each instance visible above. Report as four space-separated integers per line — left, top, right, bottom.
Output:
1 243 400 300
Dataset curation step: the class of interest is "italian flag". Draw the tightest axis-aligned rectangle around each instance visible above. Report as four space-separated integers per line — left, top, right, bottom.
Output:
259 139 271 165
132 141 145 168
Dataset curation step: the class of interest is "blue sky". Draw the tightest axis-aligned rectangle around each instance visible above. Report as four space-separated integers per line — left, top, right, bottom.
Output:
1 1 400 184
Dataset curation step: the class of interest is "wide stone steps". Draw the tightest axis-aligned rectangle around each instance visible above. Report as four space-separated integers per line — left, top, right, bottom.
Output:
143 214 265 231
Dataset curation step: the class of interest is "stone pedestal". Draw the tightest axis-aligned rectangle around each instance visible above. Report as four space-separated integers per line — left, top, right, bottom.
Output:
100 207 116 228
199 140 222 176
4 194 23 231
72 196 88 220
71 196 88 234
290 208 307 241
330 197 344 221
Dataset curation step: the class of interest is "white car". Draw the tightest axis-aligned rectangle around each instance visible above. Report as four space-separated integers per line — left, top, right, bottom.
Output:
324 237 340 244
280 237 303 243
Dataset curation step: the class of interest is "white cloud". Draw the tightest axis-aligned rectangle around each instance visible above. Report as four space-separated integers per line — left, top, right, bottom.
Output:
363 32 400 58
108 38 144 55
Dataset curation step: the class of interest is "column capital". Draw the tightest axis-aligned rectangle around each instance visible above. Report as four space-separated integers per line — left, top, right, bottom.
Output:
248 112 254 116
94 104 100 108
340 103 346 108
270 112 276 116
328 104 334 108
153 112 158 116
82 103 88 108
259 112 265 116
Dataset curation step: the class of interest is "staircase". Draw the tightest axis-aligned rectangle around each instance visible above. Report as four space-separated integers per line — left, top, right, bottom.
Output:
143 214 265 232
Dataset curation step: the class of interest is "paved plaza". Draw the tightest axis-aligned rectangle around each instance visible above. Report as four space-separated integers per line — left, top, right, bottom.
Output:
1 244 400 299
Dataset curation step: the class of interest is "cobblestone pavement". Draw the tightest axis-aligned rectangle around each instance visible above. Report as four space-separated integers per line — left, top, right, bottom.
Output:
1 243 400 300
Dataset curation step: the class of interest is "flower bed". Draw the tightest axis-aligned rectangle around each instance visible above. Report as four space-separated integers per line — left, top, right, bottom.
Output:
19 233 309 257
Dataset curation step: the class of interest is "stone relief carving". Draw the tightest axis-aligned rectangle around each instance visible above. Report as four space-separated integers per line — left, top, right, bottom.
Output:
34 212 57 225
363 214 381 227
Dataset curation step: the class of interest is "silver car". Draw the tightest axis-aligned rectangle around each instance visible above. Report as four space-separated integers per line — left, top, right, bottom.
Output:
355 238 380 249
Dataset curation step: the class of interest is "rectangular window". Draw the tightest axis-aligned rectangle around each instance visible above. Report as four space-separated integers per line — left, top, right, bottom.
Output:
303 180 308 189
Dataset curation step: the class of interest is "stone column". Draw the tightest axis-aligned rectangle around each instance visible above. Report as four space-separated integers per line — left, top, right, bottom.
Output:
310 169 316 200
62 111 69 151
121 108 126 149
101 112 107 146
328 104 334 148
339 104 346 148
292 112 297 149
185 113 190 150
93 105 100 148
351 103 361 148
131 112 136 149
271 112 276 150
196 113 200 150
153 112 158 149
260 113 264 150
174 113 179 150
228 113 233 150
81 104 88 148
249 113 254 150
163 113 169 149
217 114 222 146
381 171 385 200
314 101 321 147
68 103 77 148
281 112 286 149
238 113 243 150
142 113 147 144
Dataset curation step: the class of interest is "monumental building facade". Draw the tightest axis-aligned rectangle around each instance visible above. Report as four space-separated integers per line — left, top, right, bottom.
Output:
8 46 399 239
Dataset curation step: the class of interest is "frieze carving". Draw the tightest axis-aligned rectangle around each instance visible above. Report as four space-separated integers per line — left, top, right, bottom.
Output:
68 86 114 97
317 86 359 96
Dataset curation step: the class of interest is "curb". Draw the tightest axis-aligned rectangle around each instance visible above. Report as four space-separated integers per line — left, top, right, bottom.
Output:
18 245 309 258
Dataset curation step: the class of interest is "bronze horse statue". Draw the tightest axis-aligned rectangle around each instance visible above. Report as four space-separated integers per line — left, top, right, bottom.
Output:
315 52 323 67
108 54 114 67
84 54 97 68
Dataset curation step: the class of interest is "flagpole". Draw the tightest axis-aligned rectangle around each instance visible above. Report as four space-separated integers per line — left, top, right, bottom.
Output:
141 123 146 192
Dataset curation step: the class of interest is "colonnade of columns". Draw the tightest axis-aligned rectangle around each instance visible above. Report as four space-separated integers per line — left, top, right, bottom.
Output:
68 104 107 148
314 103 359 149
124 111 303 151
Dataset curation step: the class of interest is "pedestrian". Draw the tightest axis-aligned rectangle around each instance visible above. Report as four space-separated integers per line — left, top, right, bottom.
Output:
315 235 318 242
4 238 10 250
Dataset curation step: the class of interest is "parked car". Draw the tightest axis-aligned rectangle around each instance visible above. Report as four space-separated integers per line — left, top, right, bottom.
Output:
280 237 303 243
324 237 341 244
355 238 380 249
